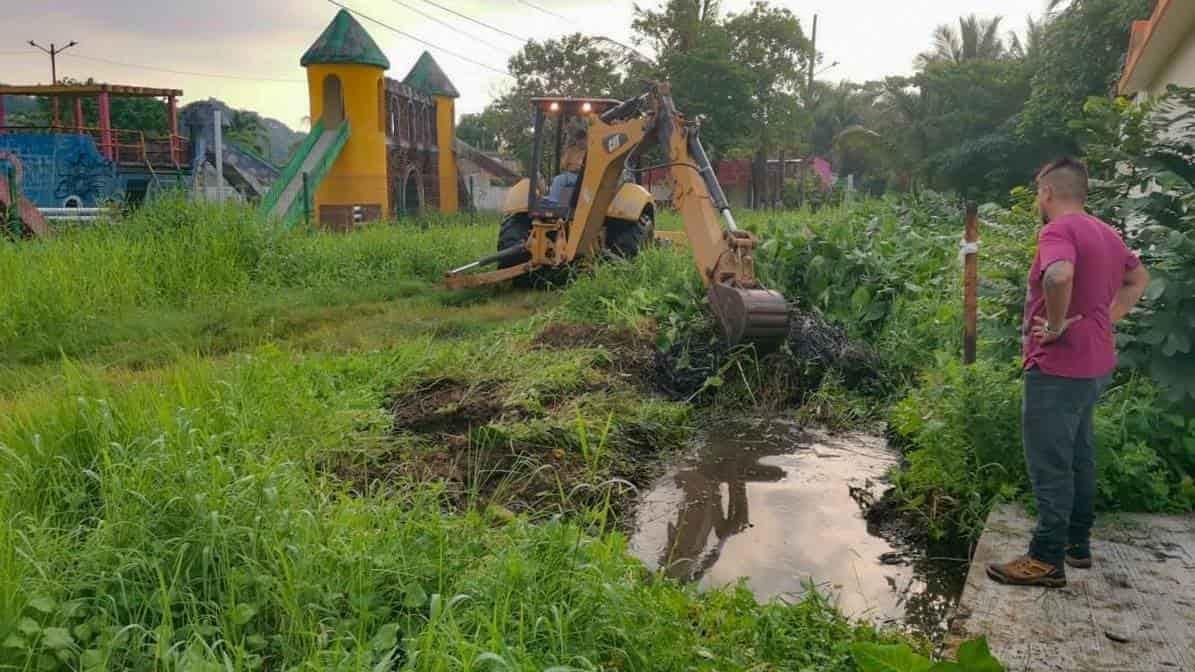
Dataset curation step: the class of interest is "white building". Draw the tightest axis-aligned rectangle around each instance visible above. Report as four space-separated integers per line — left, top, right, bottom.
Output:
1119 0 1195 99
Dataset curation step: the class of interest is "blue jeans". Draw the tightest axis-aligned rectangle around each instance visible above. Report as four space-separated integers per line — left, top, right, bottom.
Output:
1022 368 1109 567
548 172 578 204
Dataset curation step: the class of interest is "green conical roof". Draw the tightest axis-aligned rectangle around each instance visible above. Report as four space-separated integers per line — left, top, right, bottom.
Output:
301 9 390 69
403 51 459 98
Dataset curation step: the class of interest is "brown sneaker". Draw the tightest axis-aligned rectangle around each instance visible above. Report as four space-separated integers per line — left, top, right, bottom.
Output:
986 555 1066 587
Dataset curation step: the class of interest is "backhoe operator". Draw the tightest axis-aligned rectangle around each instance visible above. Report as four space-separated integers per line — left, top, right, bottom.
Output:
548 127 587 204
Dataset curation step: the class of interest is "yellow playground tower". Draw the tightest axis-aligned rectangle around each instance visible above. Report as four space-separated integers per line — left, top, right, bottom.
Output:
300 9 390 227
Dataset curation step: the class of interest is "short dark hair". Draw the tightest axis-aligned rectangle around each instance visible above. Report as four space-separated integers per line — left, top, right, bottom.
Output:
1037 156 1089 201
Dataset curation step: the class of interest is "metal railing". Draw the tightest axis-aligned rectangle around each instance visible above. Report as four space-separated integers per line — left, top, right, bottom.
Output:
0 125 191 170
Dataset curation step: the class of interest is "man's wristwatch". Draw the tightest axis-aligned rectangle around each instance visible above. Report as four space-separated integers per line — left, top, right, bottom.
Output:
1043 323 1063 336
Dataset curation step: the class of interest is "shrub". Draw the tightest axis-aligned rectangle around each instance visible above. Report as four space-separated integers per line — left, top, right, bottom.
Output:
893 360 1195 537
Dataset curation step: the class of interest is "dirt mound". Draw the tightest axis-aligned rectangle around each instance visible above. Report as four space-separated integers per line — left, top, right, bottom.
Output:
534 322 656 383
389 378 508 436
533 323 646 351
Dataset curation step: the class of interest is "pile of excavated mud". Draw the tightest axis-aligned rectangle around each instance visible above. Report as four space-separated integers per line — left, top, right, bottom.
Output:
333 374 670 519
652 308 880 402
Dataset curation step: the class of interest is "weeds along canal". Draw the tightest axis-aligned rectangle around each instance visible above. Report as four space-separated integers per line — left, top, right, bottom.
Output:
629 418 967 641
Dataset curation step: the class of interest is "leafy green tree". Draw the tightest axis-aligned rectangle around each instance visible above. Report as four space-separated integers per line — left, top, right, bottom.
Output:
631 0 752 157
725 1 811 135
723 2 811 204
37 77 168 134
867 77 933 191
632 0 722 55
916 58 1034 199
456 111 502 152
1017 0 1152 151
488 33 630 168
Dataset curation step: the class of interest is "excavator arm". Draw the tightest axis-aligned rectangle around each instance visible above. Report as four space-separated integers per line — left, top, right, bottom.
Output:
645 85 789 347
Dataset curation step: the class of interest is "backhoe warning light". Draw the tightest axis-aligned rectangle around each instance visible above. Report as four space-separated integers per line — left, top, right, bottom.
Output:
549 102 560 112
581 102 592 113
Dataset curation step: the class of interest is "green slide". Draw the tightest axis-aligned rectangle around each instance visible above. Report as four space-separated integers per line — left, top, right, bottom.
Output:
260 119 351 226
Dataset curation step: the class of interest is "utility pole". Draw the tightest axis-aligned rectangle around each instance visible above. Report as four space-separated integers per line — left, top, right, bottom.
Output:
808 15 818 98
29 39 78 128
28 40 78 85
801 15 817 208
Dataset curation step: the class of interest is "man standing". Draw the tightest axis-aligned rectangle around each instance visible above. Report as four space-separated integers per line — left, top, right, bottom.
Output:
987 157 1150 587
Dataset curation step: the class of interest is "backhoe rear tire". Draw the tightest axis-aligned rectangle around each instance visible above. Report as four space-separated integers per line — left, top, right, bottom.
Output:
605 209 655 259
496 213 531 269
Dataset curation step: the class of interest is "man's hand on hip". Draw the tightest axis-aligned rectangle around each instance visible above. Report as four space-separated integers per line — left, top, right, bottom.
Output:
1032 314 1083 345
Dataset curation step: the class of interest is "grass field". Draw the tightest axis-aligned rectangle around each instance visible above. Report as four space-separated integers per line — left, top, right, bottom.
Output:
0 198 913 670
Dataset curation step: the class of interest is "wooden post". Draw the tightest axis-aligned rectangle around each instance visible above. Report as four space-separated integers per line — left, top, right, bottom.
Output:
74 97 84 131
167 94 179 166
963 202 979 365
777 149 785 208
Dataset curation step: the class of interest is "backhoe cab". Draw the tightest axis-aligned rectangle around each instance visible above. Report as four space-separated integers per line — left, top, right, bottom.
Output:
444 85 789 349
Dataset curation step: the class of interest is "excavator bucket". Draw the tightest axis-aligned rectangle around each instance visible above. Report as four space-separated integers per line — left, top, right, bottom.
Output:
708 282 790 349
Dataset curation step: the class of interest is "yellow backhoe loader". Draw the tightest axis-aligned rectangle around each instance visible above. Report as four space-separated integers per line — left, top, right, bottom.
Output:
444 83 789 348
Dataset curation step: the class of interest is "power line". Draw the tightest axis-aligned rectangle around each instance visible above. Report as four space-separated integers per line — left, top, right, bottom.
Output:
516 0 570 23
386 0 513 56
325 0 513 78
61 53 307 83
414 0 528 43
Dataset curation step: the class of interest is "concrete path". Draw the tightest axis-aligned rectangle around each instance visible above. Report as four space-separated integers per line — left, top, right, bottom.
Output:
950 504 1195 671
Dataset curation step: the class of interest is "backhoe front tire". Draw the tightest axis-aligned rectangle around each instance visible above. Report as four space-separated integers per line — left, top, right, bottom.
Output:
605 209 655 259
496 213 531 269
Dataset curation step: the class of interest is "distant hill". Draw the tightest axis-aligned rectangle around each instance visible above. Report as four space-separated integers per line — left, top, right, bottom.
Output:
181 98 305 166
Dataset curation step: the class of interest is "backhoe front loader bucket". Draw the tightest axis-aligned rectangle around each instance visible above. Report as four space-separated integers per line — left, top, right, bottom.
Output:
443 244 533 289
708 282 790 349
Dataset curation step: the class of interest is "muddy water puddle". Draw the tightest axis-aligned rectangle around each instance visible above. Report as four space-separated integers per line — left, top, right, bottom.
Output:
630 419 965 640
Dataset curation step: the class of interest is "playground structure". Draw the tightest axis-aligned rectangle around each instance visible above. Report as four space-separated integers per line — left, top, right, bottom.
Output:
262 9 466 228
0 9 488 232
0 83 193 216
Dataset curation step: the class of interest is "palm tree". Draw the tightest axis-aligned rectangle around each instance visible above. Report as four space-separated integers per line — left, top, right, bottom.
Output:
1008 15 1048 60
916 15 1008 69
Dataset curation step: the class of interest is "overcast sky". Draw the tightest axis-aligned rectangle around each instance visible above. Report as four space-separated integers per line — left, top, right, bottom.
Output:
2 0 1052 130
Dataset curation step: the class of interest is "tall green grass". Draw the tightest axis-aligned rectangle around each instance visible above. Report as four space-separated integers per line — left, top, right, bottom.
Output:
0 196 492 361
0 342 894 670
